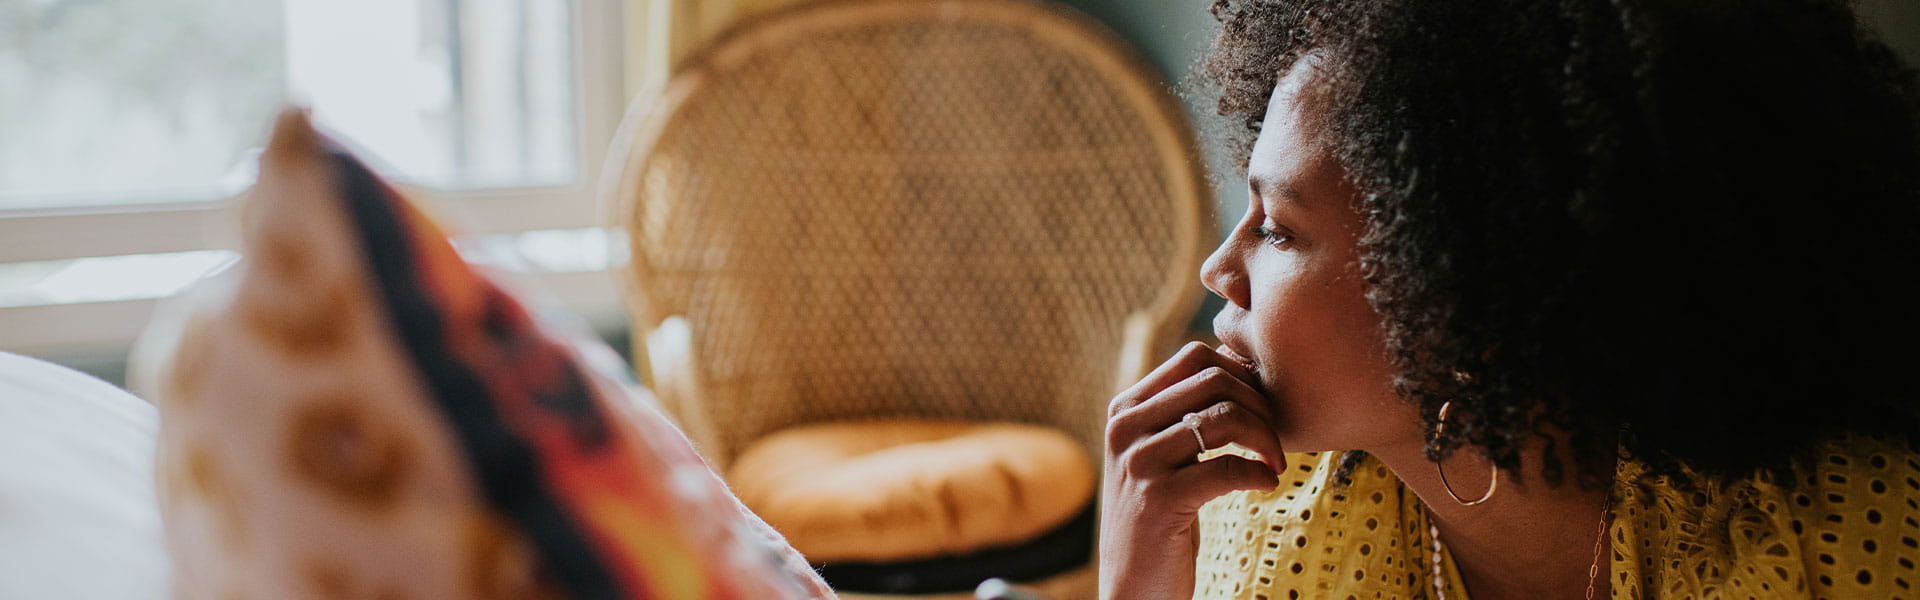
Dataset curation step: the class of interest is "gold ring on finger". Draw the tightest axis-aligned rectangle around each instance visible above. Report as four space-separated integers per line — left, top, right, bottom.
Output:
1182 411 1209 456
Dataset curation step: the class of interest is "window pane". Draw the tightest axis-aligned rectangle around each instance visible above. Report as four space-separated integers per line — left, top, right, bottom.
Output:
0 0 286 209
0 0 576 212
287 0 577 189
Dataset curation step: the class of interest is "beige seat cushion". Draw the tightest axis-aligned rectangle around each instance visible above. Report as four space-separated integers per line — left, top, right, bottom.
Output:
729 419 1095 563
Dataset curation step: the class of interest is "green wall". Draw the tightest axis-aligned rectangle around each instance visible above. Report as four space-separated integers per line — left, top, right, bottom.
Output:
1054 0 1243 237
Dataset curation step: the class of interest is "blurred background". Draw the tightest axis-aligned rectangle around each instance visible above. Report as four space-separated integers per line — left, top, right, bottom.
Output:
1 0 1915 386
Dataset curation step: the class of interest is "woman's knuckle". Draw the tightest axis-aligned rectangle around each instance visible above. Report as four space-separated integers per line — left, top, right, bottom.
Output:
1117 448 1154 478
1103 421 1133 449
1201 399 1236 420
1195 368 1243 394
1107 404 1146 432
1104 420 1133 449
1172 342 1212 366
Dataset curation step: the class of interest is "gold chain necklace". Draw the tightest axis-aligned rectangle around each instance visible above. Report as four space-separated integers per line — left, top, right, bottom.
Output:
1426 496 1612 600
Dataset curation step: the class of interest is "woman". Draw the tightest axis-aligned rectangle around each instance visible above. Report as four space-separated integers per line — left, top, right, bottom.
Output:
1101 1 1920 599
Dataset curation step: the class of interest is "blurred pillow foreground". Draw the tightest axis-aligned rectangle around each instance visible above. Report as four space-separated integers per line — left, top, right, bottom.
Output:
133 110 831 600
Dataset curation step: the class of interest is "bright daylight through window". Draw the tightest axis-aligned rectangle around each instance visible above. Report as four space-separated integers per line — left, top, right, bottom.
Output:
0 0 624 358
1 0 576 208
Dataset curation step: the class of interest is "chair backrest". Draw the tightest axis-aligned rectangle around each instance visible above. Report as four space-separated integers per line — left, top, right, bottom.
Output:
609 0 1211 465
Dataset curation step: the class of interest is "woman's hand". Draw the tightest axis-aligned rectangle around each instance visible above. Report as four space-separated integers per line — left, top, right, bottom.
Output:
1100 342 1286 600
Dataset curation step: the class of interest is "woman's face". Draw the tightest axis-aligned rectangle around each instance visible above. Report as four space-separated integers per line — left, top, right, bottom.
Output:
1203 60 1416 453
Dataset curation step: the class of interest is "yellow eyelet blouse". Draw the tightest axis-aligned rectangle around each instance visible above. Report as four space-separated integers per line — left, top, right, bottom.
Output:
1193 433 1919 599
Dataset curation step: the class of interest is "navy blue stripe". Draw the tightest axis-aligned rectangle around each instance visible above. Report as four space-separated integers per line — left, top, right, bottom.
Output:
330 151 623 600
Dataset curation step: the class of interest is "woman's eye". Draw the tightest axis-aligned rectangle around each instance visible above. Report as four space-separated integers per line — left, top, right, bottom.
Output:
1251 223 1294 247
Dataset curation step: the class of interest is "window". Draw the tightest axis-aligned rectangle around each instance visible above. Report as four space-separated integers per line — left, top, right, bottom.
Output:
0 0 630 359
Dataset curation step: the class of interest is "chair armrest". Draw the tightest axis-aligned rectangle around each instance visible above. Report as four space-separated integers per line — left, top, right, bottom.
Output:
1112 310 1162 395
643 315 729 468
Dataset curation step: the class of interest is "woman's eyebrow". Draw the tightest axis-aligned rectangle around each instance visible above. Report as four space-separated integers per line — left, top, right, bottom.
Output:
1251 174 1304 208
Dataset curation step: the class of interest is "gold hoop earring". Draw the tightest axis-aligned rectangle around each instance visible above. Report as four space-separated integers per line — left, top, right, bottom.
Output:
1434 401 1499 506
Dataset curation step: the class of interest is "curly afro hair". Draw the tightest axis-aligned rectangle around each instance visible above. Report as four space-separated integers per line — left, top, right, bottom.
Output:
1198 0 1920 488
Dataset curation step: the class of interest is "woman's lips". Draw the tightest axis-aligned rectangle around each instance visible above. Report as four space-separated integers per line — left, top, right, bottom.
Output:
1216 342 1259 374
1214 342 1278 419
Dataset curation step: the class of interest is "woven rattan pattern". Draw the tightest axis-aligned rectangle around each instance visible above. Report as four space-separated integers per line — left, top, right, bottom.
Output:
612 0 1210 471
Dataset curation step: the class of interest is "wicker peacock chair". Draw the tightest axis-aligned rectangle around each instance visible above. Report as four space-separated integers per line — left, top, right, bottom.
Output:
606 0 1211 596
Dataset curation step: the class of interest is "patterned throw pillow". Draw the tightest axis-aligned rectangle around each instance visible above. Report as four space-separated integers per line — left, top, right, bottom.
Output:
135 110 831 600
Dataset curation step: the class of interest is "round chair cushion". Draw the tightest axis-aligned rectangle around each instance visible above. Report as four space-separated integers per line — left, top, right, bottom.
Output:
728 419 1094 563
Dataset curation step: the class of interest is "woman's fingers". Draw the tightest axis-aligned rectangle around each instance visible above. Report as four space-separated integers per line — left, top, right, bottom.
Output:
1131 400 1287 475
1163 455 1283 502
1108 342 1259 419
1110 407 1282 513
1127 361 1272 427
1099 345 1280 600
1108 363 1275 462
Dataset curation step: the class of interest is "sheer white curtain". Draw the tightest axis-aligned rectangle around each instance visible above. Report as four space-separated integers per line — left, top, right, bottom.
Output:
623 0 810 98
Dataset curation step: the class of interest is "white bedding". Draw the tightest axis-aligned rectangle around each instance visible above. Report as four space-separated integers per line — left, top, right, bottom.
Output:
0 351 168 599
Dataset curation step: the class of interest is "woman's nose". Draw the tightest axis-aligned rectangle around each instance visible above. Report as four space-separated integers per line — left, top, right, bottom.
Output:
1200 238 1249 309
